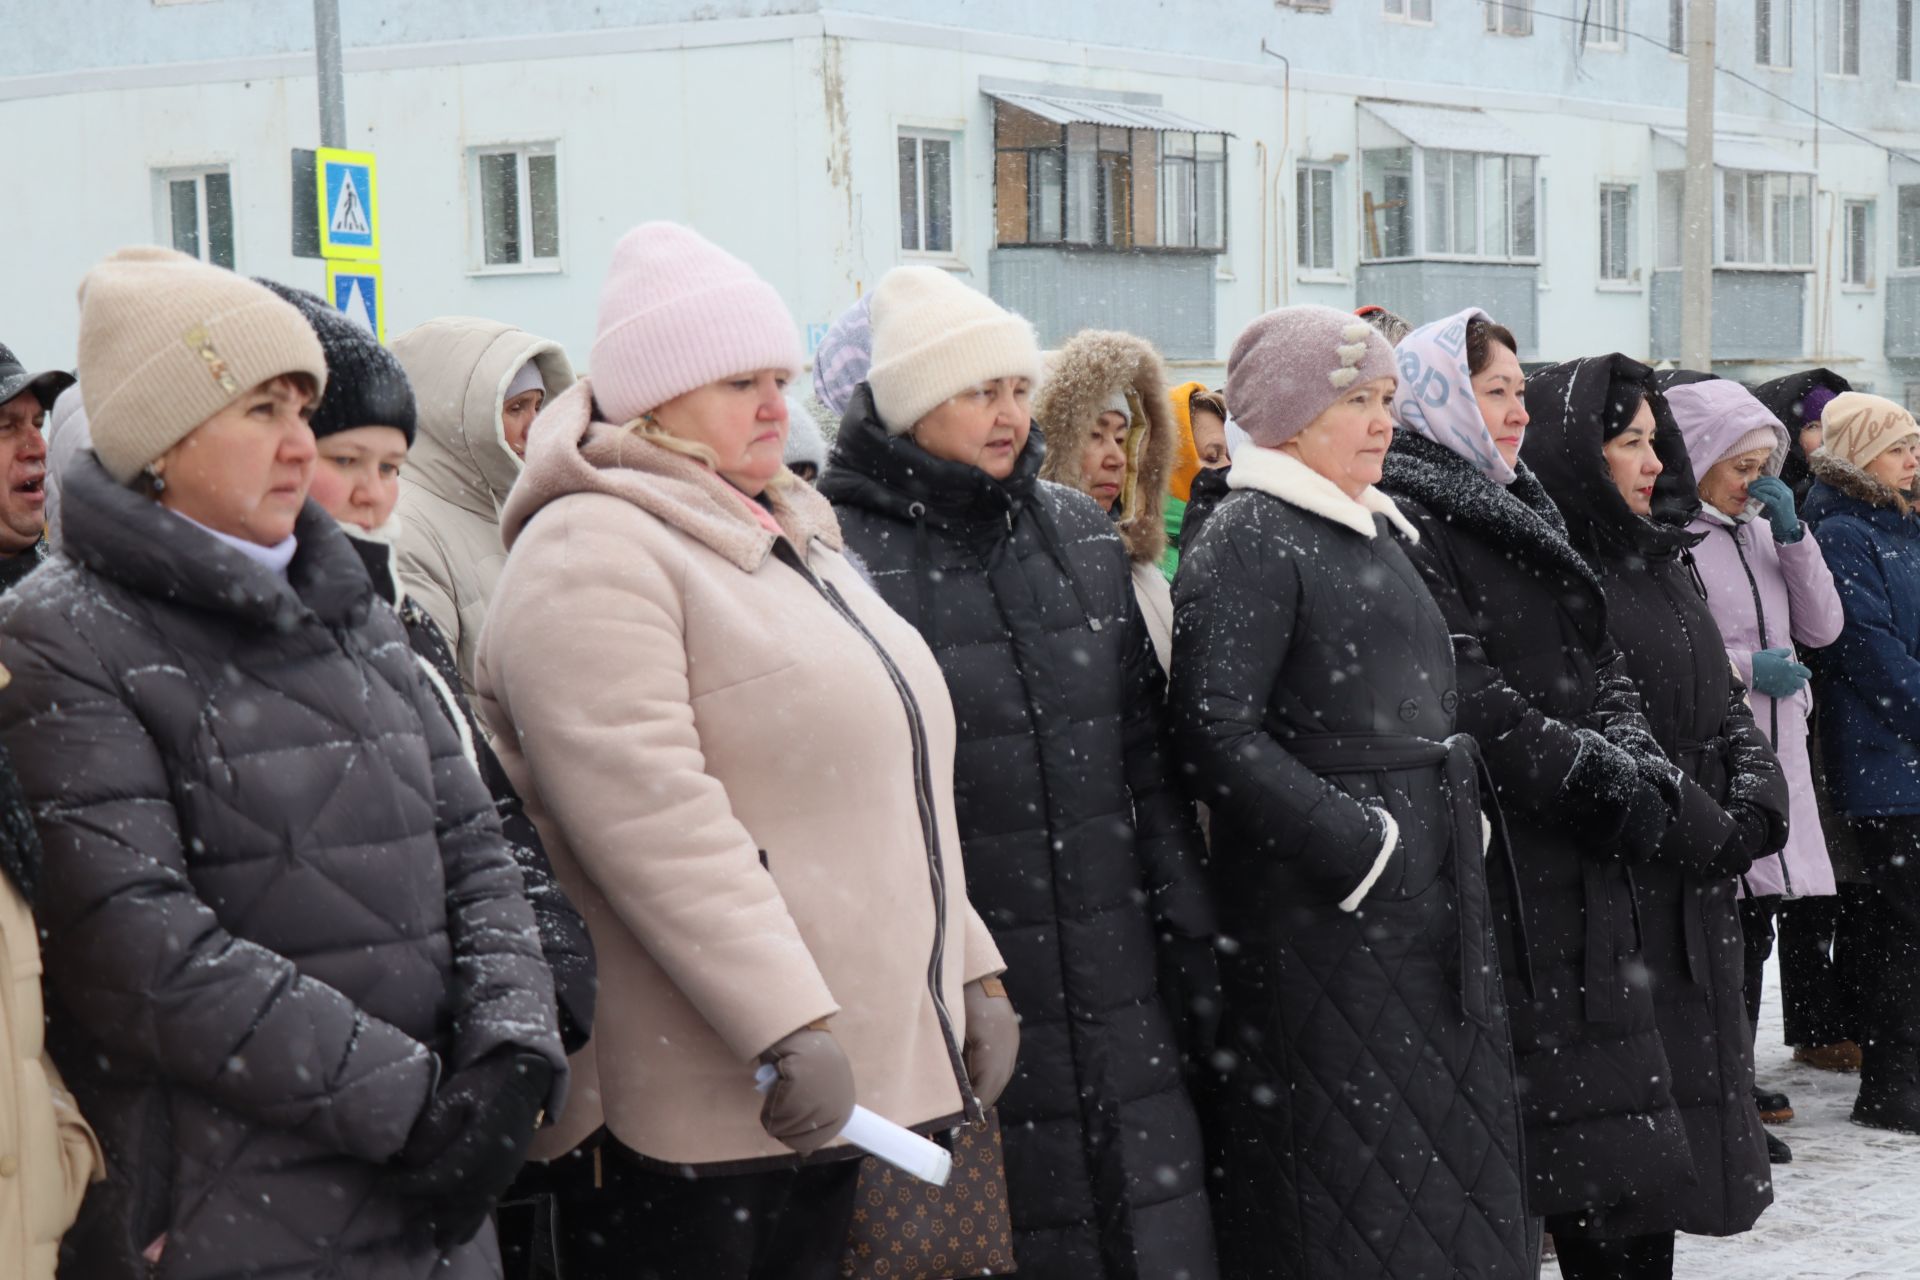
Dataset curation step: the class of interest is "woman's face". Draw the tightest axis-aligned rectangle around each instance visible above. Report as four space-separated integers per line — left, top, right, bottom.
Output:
652 369 791 497
1698 446 1772 518
1472 341 1529 468
1866 436 1920 495
153 375 317 546
1190 406 1230 469
1604 400 1664 516
1800 422 1825 456
501 386 545 459
911 378 1033 481
307 425 411 532
1079 410 1129 512
1282 375 1397 499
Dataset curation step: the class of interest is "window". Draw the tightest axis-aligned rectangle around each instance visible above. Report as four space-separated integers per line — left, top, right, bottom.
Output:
1384 0 1434 21
1898 184 1920 269
1361 147 1534 261
1486 1 1532 35
993 101 1226 252
1600 183 1638 283
1296 163 1337 273
1584 0 1626 48
469 144 560 270
1823 0 1861 74
1900 0 1915 81
154 167 235 269
898 131 956 256
1656 170 1686 268
1668 0 1687 51
1721 169 1813 267
1843 199 1875 287
1757 0 1793 67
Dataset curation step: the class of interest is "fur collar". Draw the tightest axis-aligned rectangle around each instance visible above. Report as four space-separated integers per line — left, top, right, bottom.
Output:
1808 449 1912 515
1227 445 1418 542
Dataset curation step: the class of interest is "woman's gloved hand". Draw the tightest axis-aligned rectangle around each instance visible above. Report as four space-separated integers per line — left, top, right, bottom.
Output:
962 977 1020 1109
1751 646 1812 698
759 1026 856 1155
1749 476 1803 544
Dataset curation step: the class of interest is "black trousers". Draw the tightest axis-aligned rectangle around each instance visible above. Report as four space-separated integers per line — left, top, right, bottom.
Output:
1850 818 1920 1051
1739 895 1781 1032
1552 1229 1675 1279
1779 882 1876 1047
552 1140 862 1280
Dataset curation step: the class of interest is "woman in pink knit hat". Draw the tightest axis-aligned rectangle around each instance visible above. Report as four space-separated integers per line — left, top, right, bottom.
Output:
473 224 1015 1280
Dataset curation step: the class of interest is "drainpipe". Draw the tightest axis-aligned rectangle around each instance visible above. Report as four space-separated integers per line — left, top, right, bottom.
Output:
1260 40 1293 310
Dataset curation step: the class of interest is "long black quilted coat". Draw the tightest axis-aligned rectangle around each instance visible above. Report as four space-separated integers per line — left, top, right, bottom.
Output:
1379 430 1696 1221
1524 357 1784 1239
822 388 1217 1280
0 454 566 1280
1167 471 1529 1279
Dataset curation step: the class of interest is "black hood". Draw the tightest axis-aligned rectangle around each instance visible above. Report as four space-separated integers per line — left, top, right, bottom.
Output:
1521 353 1703 563
819 382 1045 533
1753 367 1852 499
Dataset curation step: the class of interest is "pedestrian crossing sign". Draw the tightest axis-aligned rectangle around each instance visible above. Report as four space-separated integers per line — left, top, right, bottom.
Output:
326 260 385 345
315 147 380 261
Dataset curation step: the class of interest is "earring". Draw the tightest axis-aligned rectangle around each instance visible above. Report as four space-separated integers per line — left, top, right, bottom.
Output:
145 465 166 493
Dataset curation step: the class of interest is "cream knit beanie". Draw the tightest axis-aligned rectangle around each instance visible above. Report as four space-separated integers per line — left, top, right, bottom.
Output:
78 247 328 484
1820 392 1920 473
866 266 1043 435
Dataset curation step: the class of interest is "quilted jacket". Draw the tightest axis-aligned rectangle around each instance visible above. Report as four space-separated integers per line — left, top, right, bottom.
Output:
1379 428 1696 1221
0 453 566 1280
1169 446 1530 1279
822 389 1218 1280
1525 356 1784 1239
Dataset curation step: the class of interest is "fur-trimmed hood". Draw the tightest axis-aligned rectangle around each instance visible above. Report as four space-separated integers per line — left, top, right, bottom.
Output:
1805 449 1916 523
1032 330 1175 566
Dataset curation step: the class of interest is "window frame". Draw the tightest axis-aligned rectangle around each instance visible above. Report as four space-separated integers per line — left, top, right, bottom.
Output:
1842 197 1876 289
1382 0 1435 25
465 141 564 277
1668 0 1687 53
1899 0 1916 83
1898 183 1920 272
152 164 237 271
1583 0 1627 50
1295 161 1342 278
897 126 963 263
1717 168 1814 269
1485 0 1533 35
1822 0 1862 76
1598 181 1641 289
1361 146 1538 265
1756 0 1795 69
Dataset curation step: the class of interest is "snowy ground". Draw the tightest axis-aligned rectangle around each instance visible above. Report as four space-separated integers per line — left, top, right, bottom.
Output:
1543 956 1920 1278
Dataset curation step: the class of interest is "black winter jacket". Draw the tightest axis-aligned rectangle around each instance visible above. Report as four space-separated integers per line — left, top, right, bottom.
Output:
351 532 596 1053
822 388 1217 1280
1524 356 1785 1239
0 454 567 1280
1168 455 1529 1279
1379 429 1695 1221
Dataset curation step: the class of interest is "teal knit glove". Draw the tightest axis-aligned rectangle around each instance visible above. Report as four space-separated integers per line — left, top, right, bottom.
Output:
1749 476 1802 544
1751 646 1812 698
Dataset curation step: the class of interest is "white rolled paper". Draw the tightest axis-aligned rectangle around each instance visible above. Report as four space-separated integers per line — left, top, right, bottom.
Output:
754 1063 954 1186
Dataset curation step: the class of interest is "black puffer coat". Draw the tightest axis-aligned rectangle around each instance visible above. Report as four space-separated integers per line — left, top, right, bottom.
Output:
0 454 567 1280
1524 356 1785 1239
1379 429 1695 1221
822 388 1217 1280
1168 452 1529 1279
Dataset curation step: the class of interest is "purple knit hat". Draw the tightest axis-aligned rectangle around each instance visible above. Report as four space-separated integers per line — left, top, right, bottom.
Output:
1801 384 1840 429
589 222 803 427
1226 305 1398 448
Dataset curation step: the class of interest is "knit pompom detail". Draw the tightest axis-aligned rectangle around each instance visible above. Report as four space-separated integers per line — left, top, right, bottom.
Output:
1329 368 1360 389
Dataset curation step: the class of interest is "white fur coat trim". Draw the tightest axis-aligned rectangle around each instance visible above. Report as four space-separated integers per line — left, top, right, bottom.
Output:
1227 446 1420 543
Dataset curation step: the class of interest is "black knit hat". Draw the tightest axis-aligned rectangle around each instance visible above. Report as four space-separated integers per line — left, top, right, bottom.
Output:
0 344 74 412
256 279 416 444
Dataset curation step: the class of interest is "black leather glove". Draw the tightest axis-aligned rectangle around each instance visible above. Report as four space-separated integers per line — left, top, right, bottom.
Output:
1157 934 1222 1069
1700 802 1771 882
389 1051 554 1250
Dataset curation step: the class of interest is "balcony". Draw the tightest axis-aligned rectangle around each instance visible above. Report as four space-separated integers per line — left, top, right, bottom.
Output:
989 247 1216 360
1353 261 1539 355
1888 276 1920 361
1650 269 1807 363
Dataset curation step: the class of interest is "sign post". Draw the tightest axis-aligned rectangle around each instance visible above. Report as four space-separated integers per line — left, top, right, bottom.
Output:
312 147 384 339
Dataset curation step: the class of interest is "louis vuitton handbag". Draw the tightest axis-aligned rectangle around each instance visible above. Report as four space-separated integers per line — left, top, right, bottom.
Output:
839 1110 1017 1278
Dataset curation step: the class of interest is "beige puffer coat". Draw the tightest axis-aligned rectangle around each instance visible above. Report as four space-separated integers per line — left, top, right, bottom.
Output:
393 316 575 695
476 379 1005 1171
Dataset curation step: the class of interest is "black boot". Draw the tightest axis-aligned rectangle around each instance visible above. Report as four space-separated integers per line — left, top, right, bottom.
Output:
1754 1085 1793 1123
1852 1042 1920 1134
1765 1130 1793 1164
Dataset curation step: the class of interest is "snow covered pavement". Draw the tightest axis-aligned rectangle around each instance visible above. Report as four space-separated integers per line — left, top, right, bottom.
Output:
1545 957 1920 1278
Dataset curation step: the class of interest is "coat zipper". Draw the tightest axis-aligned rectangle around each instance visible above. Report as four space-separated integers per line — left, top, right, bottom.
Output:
1724 527 1795 896
772 541 980 1116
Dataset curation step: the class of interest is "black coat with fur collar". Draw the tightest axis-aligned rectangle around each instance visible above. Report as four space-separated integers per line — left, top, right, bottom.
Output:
1522 355 1783 1240
1168 449 1529 1279
1379 427 1695 1223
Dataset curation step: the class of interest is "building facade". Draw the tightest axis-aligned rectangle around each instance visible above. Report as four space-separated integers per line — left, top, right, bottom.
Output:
5 0 1918 398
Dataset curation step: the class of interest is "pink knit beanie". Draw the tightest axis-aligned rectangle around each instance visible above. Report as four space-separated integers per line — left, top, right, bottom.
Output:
589 223 803 426
1227 305 1398 449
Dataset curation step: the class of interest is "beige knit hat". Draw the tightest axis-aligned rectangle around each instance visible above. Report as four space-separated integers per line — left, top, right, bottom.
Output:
1819 391 1920 473
866 266 1043 435
77 247 329 483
